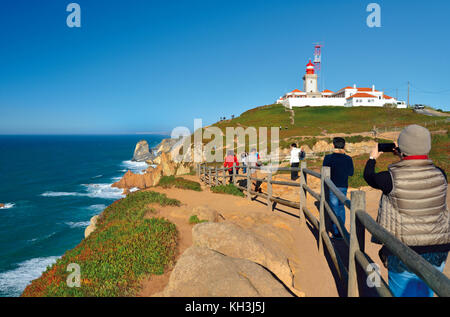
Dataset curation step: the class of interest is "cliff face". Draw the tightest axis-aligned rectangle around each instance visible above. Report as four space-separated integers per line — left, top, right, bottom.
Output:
132 140 155 162
113 147 193 191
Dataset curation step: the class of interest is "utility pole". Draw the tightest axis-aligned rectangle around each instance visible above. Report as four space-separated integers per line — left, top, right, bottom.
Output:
407 81 410 107
396 88 398 100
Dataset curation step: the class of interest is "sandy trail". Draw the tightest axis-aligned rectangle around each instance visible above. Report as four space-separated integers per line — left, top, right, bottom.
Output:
138 174 449 297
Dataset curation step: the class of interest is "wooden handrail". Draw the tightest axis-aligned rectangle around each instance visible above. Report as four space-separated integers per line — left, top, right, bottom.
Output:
196 161 450 297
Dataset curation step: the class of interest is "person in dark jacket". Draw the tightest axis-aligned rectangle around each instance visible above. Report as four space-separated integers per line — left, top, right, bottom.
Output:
363 124 449 297
323 137 354 239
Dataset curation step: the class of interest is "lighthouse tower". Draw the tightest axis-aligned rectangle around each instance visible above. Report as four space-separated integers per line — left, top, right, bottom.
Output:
303 60 319 96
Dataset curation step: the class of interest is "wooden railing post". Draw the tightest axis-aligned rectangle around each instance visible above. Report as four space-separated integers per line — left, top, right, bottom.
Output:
208 167 212 187
246 166 252 200
318 166 330 254
215 166 218 186
267 170 272 211
223 167 226 185
232 163 237 186
299 161 307 226
196 163 200 178
348 190 366 297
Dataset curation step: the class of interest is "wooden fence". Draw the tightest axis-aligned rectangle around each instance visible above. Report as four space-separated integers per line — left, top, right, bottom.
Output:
197 162 450 297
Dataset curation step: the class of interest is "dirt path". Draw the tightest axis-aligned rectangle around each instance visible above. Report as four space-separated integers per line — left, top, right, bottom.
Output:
139 174 449 297
138 175 338 297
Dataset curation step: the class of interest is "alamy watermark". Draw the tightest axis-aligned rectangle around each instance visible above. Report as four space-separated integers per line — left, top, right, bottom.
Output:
66 3 81 28
366 3 381 28
366 263 381 288
66 263 81 287
169 119 281 171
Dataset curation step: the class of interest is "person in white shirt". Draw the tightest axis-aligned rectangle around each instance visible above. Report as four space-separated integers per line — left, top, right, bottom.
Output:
290 143 303 180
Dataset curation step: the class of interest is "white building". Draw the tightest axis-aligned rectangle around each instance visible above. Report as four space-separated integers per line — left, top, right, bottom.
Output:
276 60 406 109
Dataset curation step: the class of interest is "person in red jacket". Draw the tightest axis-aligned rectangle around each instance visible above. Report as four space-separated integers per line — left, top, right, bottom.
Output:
224 150 239 183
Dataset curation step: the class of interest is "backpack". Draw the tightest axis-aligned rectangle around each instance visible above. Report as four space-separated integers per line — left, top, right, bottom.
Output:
298 150 306 160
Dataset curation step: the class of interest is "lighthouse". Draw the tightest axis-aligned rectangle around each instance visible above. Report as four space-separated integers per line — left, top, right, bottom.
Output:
303 60 319 96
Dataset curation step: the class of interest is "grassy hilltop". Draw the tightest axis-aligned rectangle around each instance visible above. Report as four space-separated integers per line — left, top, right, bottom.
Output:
213 104 448 139
207 104 449 186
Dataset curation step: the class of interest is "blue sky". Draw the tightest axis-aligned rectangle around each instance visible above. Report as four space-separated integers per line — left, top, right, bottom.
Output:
1 0 449 134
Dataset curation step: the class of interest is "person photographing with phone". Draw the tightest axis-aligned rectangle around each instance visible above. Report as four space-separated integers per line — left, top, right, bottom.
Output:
363 124 449 297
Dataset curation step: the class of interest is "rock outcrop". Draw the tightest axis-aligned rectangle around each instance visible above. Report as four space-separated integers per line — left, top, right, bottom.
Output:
190 206 220 223
112 165 163 190
192 222 295 292
84 215 99 238
156 246 292 297
132 140 155 162
0 203 4 208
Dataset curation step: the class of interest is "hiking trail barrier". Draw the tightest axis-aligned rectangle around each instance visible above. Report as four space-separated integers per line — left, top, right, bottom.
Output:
197 162 450 297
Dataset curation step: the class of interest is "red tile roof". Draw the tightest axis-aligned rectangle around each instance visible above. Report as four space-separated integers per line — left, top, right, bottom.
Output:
346 93 377 99
322 89 334 93
357 87 379 92
384 95 393 99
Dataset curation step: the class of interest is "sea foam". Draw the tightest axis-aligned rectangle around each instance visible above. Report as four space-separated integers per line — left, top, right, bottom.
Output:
41 184 125 200
121 160 148 174
0 203 15 209
0 256 60 297
65 221 91 228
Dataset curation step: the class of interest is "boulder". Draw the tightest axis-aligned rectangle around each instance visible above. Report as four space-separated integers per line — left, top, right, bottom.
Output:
192 222 294 291
84 215 99 238
132 140 155 162
190 206 219 223
0 203 4 208
157 246 292 297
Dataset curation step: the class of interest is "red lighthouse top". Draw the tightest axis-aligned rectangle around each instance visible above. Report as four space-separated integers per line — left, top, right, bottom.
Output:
306 60 315 74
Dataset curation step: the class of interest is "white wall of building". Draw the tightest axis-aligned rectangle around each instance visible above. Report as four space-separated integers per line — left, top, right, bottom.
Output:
283 97 346 109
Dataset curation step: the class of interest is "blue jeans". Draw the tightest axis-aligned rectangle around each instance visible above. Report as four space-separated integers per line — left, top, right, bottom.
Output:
328 187 347 237
388 252 447 297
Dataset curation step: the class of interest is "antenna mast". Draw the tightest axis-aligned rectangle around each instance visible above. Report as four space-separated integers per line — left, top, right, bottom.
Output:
313 43 323 90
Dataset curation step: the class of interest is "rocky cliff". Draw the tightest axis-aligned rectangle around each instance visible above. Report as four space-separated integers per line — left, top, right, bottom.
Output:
132 140 156 162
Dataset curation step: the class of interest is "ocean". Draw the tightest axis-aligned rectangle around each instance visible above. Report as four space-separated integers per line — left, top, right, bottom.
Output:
0 134 167 297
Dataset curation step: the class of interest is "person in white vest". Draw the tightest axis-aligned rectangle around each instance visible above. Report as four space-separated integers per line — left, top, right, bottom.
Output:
364 124 449 297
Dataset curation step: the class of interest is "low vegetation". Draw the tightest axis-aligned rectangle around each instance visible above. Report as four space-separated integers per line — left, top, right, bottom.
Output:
22 191 180 297
210 184 245 197
158 175 202 191
189 215 208 225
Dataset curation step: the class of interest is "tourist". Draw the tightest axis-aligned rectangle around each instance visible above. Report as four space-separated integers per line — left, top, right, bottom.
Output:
224 150 239 184
322 137 354 239
289 143 304 180
241 152 248 174
363 125 449 297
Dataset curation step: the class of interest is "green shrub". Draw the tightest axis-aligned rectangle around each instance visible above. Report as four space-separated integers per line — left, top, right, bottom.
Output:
189 215 208 225
210 184 245 197
22 190 180 297
158 175 202 191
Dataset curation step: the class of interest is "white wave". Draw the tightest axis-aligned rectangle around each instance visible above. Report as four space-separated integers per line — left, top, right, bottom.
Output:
83 183 125 199
87 204 106 212
121 160 148 174
92 175 103 179
41 184 125 200
111 176 122 181
41 192 82 197
129 187 140 193
65 221 90 228
0 256 60 297
0 203 15 209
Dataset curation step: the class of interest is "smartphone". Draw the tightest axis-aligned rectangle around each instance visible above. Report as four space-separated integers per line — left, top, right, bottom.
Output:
378 143 396 153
